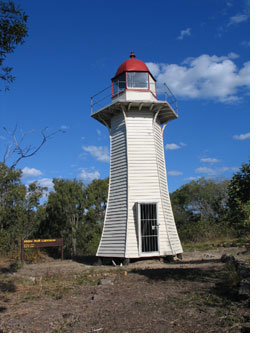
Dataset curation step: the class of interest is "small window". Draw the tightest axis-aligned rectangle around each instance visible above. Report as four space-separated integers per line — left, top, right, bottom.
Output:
112 73 126 95
127 72 148 89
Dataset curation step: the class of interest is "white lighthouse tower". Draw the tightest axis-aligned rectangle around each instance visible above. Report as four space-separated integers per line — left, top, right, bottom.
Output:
91 52 183 263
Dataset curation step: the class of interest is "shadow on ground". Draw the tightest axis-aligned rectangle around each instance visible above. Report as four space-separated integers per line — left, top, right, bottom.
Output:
0 280 16 293
131 265 221 283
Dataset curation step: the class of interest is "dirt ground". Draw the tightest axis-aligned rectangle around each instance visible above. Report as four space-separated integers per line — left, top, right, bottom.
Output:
0 246 250 333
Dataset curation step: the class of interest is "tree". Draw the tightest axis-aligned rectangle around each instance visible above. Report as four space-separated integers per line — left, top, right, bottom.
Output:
0 162 46 254
41 178 87 257
170 178 230 242
84 178 109 254
227 162 250 237
171 178 229 221
38 177 109 257
0 0 28 90
2 125 65 169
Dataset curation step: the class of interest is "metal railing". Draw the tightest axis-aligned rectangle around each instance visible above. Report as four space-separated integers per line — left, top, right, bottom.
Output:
90 82 178 114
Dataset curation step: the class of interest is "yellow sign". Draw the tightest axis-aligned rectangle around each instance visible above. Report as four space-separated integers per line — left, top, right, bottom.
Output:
24 244 35 248
24 239 57 243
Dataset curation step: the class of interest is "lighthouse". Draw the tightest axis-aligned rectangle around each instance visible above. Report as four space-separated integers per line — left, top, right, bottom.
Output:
91 52 183 263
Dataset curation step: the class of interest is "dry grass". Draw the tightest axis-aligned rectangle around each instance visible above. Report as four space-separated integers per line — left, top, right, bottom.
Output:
0 247 249 333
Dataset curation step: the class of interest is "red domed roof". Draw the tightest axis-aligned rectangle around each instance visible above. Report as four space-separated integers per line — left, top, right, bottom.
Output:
114 51 150 77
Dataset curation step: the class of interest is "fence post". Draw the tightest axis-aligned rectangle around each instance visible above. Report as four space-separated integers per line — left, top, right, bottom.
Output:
20 239 24 264
61 238 64 260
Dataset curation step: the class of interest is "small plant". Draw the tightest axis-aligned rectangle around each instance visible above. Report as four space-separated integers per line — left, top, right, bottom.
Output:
223 260 241 289
9 261 22 272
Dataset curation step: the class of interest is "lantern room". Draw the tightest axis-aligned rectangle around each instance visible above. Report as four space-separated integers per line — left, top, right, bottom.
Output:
111 51 157 102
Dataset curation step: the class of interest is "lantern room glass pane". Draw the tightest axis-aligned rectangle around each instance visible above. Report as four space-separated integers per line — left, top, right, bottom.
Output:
127 72 148 88
113 73 126 95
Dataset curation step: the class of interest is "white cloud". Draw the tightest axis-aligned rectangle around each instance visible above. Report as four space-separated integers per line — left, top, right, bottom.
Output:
82 145 110 162
233 132 250 140
177 28 191 40
195 166 229 176
146 54 249 103
228 14 248 26
168 170 183 176
22 167 42 178
78 168 100 182
37 178 54 190
196 167 215 175
146 62 161 78
165 143 180 150
200 158 220 163
184 176 200 181
227 52 240 59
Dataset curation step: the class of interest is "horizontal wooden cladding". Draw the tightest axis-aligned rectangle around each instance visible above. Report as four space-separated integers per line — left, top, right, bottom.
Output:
127 131 153 136
97 111 127 258
106 204 127 211
100 237 126 242
98 251 125 257
98 246 125 252
110 164 127 172
102 218 126 225
109 182 127 191
126 113 159 257
106 202 127 208
153 120 183 254
110 174 127 181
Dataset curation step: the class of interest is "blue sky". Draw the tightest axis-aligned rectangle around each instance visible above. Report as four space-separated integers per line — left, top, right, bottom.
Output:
0 0 250 194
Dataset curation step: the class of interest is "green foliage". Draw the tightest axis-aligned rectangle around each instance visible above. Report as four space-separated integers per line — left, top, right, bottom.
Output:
170 162 250 243
39 178 87 257
1 160 249 257
39 177 109 257
0 163 46 254
0 1 28 90
227 162 250 237
170 177 231 243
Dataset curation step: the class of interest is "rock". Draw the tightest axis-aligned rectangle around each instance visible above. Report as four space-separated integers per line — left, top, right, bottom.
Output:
28 276 36 282
98 278 114 286
223 242 231 247
220 254 235 263
239 265 250 279
203 254 216 258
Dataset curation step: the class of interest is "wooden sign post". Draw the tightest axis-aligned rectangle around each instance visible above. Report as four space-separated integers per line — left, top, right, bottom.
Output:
20 238 63 263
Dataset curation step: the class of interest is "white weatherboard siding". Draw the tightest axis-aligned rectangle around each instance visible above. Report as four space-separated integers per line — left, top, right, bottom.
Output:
126 112 163 257
112 90 157 103
96 113 127 257
153 119 183 255
96 108 183 258
125 112 182 257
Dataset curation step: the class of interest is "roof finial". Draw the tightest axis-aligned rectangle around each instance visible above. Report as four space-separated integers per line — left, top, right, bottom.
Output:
130 51 136 59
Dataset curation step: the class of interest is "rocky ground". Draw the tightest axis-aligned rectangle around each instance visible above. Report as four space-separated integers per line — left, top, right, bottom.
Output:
0 245 250 333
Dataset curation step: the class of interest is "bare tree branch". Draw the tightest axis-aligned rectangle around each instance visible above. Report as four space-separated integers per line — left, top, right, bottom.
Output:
2 126 65 168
